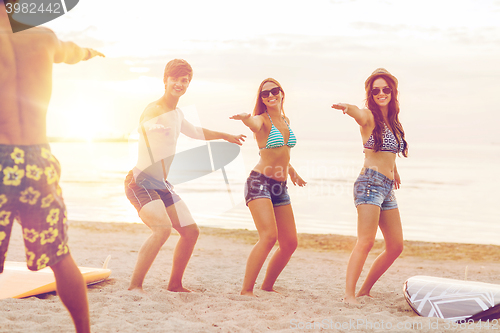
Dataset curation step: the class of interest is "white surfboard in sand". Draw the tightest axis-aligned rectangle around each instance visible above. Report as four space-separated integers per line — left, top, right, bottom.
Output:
0 256 111 299
404 275 500 322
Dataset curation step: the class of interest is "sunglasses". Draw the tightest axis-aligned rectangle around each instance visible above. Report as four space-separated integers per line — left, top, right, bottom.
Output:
260 87 281 99
371 87 392 96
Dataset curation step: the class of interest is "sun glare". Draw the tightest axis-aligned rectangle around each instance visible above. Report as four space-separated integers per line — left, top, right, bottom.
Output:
62 103 112 141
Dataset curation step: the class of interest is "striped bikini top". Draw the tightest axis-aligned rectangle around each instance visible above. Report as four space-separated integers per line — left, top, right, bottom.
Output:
364 123 403 154
260 112 297 150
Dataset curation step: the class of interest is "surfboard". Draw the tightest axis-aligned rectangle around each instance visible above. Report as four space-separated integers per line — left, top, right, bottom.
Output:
138 141 241 186
0 256 111 299
404 275 500 322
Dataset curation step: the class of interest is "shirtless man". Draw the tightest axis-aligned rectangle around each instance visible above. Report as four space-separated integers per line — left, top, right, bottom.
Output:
0 1 104 332
125 59 245 293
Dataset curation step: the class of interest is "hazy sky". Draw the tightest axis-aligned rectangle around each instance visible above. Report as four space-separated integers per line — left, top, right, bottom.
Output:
41 0 500 145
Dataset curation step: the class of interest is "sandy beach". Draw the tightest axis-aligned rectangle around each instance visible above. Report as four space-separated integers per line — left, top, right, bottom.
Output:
2 220 500 333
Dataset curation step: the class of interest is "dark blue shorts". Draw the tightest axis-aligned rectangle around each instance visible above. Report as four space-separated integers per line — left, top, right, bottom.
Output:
0 144 69 272
244 171 291 207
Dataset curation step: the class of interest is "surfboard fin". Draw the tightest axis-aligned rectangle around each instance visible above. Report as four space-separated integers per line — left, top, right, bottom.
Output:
103 255 111 269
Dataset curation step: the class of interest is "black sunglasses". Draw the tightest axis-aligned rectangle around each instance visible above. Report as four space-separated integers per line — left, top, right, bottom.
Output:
371 87 392 96
260 87 281 99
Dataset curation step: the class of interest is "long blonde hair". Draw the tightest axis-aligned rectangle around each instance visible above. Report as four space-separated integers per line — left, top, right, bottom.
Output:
252 78 286 117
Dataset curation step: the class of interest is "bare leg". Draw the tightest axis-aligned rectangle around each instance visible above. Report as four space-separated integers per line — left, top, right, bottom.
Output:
241 198 277 296
51 254 90 333
166 200 199 292
357 208 403 297
343 204 380 304
261 204 297 292
128 200 172 292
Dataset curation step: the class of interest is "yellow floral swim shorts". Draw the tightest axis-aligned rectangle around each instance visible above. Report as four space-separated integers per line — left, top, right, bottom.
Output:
0 144 69 273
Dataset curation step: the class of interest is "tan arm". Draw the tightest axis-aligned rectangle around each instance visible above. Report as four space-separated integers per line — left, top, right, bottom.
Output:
54 39 104 64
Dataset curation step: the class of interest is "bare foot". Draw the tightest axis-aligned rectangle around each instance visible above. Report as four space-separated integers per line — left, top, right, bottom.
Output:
342 295 360 305
127 286 148 295
356 292 373 298
240 290 256 297
261 288 281 294
167 286 193 293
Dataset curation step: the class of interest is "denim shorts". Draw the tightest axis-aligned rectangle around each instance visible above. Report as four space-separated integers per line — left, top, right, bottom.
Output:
353 168 398 211
244 171 291 207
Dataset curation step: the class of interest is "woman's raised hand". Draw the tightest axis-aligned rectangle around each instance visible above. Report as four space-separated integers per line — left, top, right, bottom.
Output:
230 113 251 121
331 103 348 114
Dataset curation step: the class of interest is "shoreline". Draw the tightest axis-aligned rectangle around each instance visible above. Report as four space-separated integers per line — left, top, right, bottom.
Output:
71 220 500 262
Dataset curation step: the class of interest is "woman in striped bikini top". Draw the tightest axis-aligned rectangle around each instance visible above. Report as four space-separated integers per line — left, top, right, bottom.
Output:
260 111 297 150
230 77 306 297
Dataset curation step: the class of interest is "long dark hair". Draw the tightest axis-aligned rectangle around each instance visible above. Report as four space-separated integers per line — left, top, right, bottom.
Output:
365 75 408 157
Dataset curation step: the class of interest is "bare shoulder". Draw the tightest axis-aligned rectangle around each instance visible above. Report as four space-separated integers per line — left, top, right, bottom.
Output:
254 113 270 134
257 113 269 126
26 26 58 43
36 26 56 35
257 113 267 120
360 108 375 129
25 27 60 60
360 107 374 119
10 26 56 44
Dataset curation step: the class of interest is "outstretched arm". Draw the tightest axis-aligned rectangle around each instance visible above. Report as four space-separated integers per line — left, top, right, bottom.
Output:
201 128 246 145
181 118 246 145
331 103 371 127
230 113 264 133
289 164 306 187
53 37 105 64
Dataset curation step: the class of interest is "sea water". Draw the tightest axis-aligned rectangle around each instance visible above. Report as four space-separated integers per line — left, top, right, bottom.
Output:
51 139 500 245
